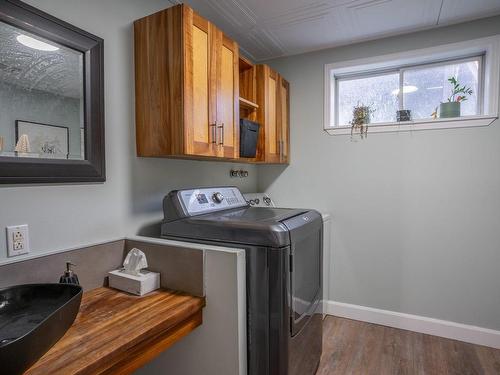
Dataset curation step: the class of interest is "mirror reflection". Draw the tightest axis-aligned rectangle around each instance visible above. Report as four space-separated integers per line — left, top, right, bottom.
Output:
0 21 84 160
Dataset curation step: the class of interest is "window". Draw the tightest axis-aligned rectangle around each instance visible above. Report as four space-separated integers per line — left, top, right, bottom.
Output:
337 71 399 125
324 36 500 134
401 57 481 120
334 56 482 125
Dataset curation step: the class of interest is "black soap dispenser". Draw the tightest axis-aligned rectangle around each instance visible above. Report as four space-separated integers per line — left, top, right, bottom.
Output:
59 262 80 285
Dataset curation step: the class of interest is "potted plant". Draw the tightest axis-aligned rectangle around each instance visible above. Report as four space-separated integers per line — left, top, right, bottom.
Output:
350 103 374 139
439 77 473 118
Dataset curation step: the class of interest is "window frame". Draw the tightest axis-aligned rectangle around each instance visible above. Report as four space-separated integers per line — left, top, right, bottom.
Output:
324 35 500 135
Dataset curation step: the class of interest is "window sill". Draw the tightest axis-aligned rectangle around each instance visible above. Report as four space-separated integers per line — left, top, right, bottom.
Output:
324 115 498 135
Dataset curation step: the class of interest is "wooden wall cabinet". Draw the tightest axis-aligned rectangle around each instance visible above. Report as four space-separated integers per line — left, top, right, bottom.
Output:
134 5 239 159
255 65 290 164
135 5 290 164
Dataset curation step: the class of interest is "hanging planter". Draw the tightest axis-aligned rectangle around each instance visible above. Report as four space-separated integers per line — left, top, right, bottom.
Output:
350 103 374 140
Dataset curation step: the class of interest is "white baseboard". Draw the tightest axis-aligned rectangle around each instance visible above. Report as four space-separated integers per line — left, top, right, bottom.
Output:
323 300 500 349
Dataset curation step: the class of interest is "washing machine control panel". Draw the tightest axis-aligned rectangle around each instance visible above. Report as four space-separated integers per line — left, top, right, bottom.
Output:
177 187 248 216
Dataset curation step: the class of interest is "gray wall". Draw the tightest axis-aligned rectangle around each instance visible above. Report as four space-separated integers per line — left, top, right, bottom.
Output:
0 0 257 260
0 82 82 157
259 16 500 330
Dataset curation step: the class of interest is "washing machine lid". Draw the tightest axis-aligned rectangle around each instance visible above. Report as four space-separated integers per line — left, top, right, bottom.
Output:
162 206 308 247
162 187 321 247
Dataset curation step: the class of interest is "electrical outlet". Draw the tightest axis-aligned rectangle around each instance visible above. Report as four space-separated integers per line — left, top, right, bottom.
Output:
6 225 30 257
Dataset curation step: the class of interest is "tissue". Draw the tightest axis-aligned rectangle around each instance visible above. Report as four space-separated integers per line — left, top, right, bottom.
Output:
122 248 148 276
109 248 160 295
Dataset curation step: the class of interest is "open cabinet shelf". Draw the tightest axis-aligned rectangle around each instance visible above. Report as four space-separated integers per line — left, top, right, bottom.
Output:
239 56 257 120
239 97 259 111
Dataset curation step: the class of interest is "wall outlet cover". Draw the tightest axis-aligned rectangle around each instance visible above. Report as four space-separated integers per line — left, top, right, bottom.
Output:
6 224 30 257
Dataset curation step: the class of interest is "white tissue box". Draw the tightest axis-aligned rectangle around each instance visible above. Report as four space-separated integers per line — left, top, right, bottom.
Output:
108 269 160 296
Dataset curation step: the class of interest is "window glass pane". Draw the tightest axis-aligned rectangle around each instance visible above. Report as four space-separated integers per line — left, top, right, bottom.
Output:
337 73 399 125
403 60 479 119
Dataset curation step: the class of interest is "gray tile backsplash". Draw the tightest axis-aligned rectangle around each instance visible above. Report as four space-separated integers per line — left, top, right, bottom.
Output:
0 239 204 296
125 240 204 297
0 240 125 290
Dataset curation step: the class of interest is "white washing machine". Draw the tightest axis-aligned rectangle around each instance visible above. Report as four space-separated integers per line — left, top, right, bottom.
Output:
244 193 332 309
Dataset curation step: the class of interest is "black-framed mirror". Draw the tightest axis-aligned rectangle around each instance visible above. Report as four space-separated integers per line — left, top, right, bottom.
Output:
0 0 104 183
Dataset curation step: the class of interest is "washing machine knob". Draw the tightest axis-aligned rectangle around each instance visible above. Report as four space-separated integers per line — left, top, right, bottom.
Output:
212 192 224 203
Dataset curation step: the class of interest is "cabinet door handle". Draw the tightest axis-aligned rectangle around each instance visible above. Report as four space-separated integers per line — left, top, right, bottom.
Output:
217 123 224 145
210 123 217 144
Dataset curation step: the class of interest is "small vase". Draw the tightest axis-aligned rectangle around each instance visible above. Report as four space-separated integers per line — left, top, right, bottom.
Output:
397 110 411 122
439 102 460 118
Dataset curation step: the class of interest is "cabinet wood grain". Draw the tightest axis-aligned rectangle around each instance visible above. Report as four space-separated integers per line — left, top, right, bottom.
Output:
186 9 217 157
216 34 239 158
25 288 205 375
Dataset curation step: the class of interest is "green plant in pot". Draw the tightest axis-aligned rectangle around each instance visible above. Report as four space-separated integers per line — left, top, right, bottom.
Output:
439 77 473 118
350 103 374 139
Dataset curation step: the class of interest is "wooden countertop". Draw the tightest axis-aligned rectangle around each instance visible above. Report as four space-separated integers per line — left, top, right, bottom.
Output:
25 287 205 375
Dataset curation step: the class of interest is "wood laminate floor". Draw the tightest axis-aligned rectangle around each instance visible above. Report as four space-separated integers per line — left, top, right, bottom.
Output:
317 316 500 375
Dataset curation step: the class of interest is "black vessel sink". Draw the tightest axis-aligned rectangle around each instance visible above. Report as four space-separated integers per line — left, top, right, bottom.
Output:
0 284 82 375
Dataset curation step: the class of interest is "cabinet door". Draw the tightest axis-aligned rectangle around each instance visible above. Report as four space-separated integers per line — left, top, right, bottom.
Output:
261 66 281 163
183 8 218 157
256 65 290 164
215 32 239 158
278 77 290 163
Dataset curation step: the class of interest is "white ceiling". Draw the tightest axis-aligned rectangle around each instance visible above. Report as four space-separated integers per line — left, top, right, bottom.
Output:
0 21 83 99
179 0 500 61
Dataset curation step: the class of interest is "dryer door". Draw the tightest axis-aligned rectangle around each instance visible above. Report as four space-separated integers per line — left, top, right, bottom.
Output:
283 211 323 336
